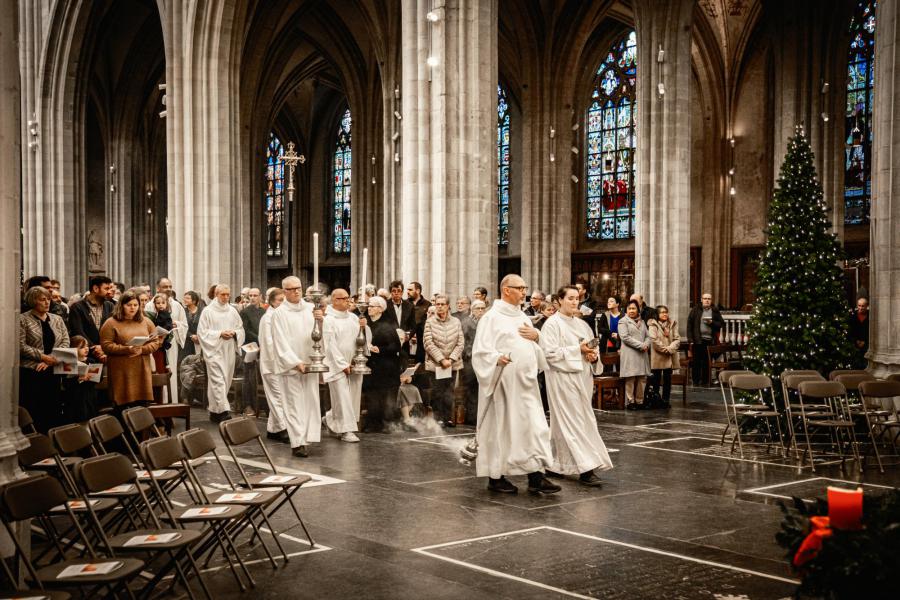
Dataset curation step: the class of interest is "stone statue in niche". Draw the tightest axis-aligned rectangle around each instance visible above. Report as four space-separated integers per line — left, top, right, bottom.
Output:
88 229 104 272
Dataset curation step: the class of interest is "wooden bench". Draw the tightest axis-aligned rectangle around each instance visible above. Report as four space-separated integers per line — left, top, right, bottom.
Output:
150 372 191 435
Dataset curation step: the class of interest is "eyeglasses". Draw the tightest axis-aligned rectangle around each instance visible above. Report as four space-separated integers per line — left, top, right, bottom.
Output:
333 296 349 301
506 286 527 292
284 287 302 292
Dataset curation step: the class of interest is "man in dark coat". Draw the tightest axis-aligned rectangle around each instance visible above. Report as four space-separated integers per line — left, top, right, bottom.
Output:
240 287 266 416
847 297 870 369
686 292 725 385
68 275 115 363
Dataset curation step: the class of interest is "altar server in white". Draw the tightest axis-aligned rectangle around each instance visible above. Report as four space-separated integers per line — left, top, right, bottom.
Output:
197 284 244 422
539 285 613 486
471 274 560 496
322 289 366 443
271 276 321 457
259 287 288 441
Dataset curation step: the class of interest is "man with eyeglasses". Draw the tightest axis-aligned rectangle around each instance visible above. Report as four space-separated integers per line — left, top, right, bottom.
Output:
322 289 367 442
687 292 724 386
270 276 322 457
472 274 559 496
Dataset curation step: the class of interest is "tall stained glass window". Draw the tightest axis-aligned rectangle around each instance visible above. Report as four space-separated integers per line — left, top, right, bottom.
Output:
844 1 875 225
265 132 285 257
333 108 352 253
497 85 511 246
586 30 637 240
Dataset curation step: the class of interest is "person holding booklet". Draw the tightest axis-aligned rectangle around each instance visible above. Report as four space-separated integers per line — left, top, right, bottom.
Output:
60 336 100 424
422 294 464 427
19 285 70 432
100 290 163 412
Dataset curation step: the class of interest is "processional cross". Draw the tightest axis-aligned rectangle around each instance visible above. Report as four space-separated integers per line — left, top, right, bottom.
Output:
282 141 306 202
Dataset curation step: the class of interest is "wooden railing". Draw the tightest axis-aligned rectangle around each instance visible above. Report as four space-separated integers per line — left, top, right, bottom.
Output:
721 312 751 347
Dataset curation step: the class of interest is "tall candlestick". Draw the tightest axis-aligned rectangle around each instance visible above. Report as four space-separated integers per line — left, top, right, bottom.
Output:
360 247 368 295
313 232 319 290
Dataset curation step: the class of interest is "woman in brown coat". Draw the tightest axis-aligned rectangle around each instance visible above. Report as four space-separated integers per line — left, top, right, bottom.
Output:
100 291 162 409
647 305 681 408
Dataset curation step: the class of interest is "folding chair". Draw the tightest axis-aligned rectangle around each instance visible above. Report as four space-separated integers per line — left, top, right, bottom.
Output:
797 380 861 473
727 374 784 459
218 417 315 547
780 372 829 459
0 473 144 598
834 372 877 401
717 369 757 444
858 380 900 471
140 436 255 591
178 428 288 568
828 369 870 381
75 453 212 600
18 406 37 435
17 433 83 495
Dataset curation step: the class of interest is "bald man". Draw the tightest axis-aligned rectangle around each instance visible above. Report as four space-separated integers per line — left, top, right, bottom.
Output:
472 274 559 496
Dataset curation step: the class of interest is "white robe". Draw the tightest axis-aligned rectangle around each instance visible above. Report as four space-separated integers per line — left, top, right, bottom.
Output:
471 299 553 478
146 299 187 403
539 312 614 475
271 299 321 447
259 308 287 434
322 310 363 433
197 300 244 414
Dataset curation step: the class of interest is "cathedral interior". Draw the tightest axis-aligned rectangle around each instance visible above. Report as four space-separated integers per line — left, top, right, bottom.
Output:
2 0 900 598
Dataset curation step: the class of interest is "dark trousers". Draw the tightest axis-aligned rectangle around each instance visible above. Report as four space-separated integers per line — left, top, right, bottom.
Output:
462 363 479 425
241 361 259 413
651 368 673 404
430 374 455 422
20 367 62 434
363 386 399 432
691 341 712 385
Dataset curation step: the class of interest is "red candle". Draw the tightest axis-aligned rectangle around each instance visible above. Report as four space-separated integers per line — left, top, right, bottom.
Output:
827 486 863 530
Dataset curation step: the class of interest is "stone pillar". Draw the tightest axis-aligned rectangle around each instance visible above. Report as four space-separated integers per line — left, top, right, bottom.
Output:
159 0 246 294
1 0 30 514
633 0 693 324
398 0 497 298
868 0 900 377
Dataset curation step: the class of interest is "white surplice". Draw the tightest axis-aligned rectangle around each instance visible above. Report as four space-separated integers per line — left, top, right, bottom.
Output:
146 299 187 403
258 307 287 434
271 299 321 447
322 309 363 434
196 300 244 414
471 299 553 479
539 312 614 475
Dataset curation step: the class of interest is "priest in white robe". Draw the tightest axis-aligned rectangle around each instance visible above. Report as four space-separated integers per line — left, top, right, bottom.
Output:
259 287 288 441
145 294 187 403
271 276 322 457
322 289 365 443
539 285 613 486
197 284 245 422
471 274 560 496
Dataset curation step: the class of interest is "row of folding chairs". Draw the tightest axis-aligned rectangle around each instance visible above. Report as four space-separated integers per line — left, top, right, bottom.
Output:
719 369 900 472
3 408 314 599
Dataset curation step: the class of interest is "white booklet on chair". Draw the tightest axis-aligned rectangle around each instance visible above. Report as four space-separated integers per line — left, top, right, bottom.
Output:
183 506 230 518
123 532 182 547
217 492 260 502
261 474 295 484
135 469 171 478
57 561 124 578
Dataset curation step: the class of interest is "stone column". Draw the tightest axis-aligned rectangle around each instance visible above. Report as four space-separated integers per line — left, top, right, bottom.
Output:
868 0 900 377
633 0 693 324
0 0 30 520
399 0 497 298
159 0 246 294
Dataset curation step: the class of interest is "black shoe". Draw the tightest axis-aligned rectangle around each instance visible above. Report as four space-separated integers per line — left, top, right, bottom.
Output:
487 477 518 494
636 403 647 410
544 470 564 479
579 472 603 487
625 403 638 411
660 402 671 409
292 445 308 458
528 476 562 496
267 430 287 441
444 420 456 428
209 411 231 424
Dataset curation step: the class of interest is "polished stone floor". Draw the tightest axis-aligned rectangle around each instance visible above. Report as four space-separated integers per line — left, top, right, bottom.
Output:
188 386 900 599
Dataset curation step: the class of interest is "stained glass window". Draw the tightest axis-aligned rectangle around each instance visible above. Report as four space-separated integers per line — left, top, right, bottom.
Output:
497 85 511 246
333 108 352 253
844 1 875 225
586 31 637 240
265 132 285 257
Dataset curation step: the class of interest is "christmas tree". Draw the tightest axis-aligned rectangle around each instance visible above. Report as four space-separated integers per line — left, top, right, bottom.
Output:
744 126 853 377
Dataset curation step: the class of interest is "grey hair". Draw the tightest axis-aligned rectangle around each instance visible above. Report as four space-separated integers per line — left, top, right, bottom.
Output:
24 286 51 308
471 300 486 309
214 284 231 295
282 276 302 290
531 290 545 300
456 295 471 305
368 296 387 310
433 293 449 305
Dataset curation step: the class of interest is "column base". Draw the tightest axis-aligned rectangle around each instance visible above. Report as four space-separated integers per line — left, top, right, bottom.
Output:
867 350 900 378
